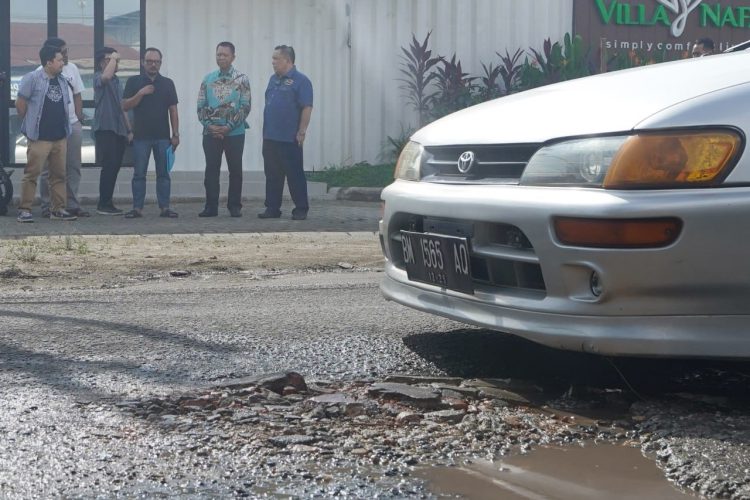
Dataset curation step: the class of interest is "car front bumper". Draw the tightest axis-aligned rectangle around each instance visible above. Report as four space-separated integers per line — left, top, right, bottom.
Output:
380 180 750 358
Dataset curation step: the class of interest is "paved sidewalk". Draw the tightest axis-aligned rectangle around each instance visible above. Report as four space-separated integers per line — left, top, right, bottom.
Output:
0 200 381 237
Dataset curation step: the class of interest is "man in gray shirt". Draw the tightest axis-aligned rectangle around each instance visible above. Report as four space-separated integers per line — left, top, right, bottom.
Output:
93 47 132 215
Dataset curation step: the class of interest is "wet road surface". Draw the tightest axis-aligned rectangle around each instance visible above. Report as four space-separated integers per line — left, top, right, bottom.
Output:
0 269 748 497
419 444 690 499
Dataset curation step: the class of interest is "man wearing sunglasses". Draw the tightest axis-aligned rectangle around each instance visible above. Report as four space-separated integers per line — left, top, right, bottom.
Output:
122 47 180 218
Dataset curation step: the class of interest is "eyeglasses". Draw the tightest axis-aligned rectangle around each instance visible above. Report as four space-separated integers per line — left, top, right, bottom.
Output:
144 59 162 65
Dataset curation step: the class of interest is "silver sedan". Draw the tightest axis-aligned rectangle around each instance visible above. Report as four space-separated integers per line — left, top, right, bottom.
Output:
380 51 750 358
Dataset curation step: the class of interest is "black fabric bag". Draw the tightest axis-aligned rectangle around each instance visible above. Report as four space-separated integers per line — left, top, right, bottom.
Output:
0 163 13 216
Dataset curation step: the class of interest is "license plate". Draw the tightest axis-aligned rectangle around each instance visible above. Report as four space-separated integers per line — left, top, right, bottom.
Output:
400 231 474 294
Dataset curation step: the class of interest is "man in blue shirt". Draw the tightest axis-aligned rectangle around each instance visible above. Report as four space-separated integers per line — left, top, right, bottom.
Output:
259 45 313 220
15 45 76 223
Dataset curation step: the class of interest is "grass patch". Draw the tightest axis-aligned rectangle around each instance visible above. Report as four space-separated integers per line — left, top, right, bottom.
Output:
63 235 90 255
1 236 91 265
8 240 40 263
306 163 394 188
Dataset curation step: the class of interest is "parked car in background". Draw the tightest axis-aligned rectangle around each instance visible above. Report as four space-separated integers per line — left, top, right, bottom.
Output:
14 129 96 164
380 51 750 359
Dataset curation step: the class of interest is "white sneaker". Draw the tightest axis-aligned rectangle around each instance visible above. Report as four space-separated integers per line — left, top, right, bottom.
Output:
16 210 34 223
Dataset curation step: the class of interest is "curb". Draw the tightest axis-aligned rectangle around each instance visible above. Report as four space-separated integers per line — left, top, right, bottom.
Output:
6 191 382 205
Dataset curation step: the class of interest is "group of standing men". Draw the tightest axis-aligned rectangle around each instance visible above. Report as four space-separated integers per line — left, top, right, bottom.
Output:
15 40 313 222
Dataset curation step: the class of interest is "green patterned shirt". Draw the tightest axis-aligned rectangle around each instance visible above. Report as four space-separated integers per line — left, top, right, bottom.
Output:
197 65 251 136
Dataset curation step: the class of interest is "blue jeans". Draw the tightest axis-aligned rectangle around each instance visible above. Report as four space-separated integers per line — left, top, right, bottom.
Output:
132 139 171 209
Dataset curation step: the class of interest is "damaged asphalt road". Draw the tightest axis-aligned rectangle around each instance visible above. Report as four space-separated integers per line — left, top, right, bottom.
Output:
0 269 749 498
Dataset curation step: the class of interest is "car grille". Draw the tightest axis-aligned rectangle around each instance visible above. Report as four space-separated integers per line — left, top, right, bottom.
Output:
422 144 540 183
388 214 546 296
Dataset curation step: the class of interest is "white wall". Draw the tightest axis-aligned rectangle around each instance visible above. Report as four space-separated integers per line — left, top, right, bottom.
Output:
147 0 573 172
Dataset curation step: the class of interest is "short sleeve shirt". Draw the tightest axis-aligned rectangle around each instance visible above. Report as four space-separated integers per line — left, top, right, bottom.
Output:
39 63 85 124
93 73 128 137
61 64 84 124
263 66 313 143
123 73 178 140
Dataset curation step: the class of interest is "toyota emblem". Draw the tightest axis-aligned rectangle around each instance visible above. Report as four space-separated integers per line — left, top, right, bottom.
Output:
457 151 475 174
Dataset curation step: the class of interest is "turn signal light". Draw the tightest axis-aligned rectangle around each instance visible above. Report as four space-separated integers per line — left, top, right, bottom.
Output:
553 217 682 248
603 131 741 188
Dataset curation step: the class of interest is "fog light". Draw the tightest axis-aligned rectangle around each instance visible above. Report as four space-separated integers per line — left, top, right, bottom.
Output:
590 271 603 297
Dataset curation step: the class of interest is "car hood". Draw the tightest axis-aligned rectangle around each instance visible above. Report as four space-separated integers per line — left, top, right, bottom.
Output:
412 51 750 146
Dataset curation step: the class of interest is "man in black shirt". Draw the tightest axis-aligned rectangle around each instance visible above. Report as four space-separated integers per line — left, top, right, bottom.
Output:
122 47 180 218
15 45 76 222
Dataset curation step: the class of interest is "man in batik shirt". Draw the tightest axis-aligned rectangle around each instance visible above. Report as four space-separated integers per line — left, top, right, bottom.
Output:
196 41 251 217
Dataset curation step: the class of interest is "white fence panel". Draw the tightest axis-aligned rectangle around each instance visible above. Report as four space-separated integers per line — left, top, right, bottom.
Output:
147 0 572 172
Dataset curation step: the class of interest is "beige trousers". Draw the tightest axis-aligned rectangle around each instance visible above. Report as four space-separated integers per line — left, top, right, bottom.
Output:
20 138 67 212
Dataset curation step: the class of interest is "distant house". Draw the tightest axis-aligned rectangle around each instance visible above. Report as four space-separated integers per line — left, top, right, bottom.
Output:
9 21 140 100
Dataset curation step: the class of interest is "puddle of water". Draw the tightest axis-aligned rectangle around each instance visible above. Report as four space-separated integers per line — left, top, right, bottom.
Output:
417 443 691 499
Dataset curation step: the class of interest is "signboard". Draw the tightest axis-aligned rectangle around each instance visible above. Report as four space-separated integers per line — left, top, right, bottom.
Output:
574 0 750 69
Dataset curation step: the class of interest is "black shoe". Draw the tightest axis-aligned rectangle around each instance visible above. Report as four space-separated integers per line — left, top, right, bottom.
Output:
124 209 143 219
291 212 308 221
198 209 218 217
97 205 123 216
229 208 242 218
160 208 179 218
50 209 78 221
258 210 281 219
69 208 91 217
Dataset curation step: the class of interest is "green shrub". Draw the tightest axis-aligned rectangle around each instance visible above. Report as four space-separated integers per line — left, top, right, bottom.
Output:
398 32 441 128
307 163 395 188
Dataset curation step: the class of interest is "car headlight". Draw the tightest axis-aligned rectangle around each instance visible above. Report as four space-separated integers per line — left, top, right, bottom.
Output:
520 130 742 188
394 141 423 181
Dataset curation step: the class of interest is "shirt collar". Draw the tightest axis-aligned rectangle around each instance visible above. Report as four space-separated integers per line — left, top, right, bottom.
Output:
41 68 58 80
219 65 235 77
276 66 298 82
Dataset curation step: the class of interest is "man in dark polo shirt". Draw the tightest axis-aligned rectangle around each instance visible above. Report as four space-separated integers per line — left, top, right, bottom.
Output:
122 47 180 218
259 45 313 220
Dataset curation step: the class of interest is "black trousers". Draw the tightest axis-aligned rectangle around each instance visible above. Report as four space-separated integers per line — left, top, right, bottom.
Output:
262 139 308 216
202 134 245 211
95 130 126 208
